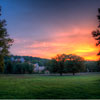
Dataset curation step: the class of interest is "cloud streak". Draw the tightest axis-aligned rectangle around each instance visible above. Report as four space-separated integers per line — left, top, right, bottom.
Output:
10 27 98 60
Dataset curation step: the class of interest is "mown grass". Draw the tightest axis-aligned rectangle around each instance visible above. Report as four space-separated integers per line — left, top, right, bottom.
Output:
0 74 100 99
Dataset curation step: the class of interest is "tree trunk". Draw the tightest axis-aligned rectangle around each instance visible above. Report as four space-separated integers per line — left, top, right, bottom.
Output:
0 55 4 73
60 72 63 76
73 72 75 75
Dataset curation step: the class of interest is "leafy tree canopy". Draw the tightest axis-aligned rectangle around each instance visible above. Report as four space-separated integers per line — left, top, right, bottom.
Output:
0 6 13 72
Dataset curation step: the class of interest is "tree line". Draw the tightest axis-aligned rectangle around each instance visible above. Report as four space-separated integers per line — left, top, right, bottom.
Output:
4 61 33 74
2 54 100 75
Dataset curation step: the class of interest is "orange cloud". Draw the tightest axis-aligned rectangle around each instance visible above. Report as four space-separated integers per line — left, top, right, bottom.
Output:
24 39 98 60
11 26 99 61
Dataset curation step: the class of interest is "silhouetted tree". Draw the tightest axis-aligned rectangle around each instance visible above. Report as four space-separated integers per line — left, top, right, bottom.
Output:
65 54 85 75
92 8 100 47
49 54 84 76
4 61 13 74
49 58 58 74
92 8 100 71
50 54 68 76
0 6 13 73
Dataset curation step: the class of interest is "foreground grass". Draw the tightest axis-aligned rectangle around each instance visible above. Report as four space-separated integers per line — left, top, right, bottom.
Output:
0 74 100 99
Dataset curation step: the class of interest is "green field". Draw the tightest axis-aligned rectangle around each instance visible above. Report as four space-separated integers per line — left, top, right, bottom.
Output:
0 73 100 99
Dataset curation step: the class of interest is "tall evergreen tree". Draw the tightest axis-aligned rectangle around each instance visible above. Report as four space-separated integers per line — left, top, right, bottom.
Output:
0 6 13 73
92 8 100 55
92 8 100 71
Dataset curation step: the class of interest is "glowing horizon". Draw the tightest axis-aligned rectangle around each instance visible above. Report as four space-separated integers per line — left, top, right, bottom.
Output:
11 27 99 61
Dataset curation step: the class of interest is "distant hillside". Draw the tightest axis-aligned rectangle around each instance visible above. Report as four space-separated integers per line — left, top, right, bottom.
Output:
4 55 50 66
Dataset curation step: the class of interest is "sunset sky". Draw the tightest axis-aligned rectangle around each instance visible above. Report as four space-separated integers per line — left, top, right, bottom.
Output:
0 0 100 60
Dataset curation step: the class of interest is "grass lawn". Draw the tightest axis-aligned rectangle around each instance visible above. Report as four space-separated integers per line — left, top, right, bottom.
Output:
0 73 100 99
